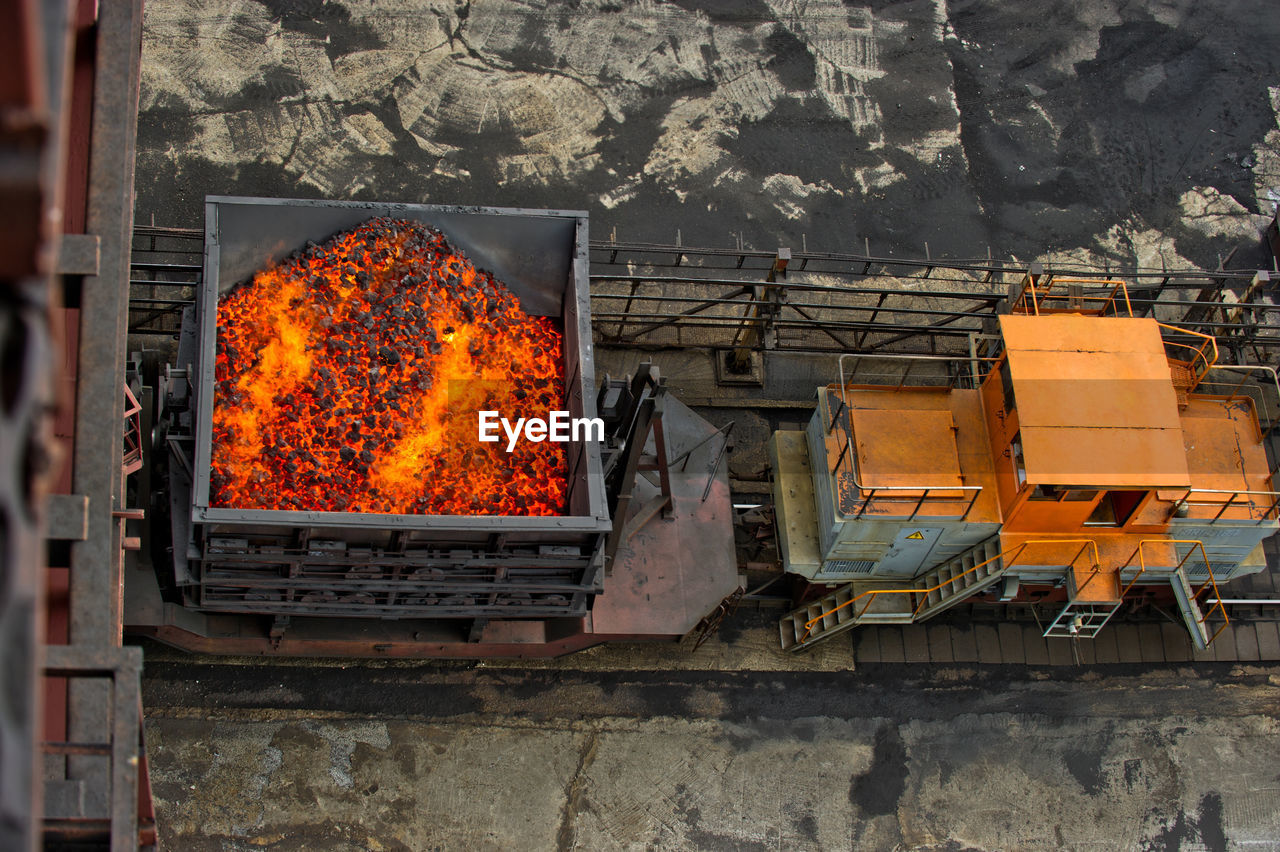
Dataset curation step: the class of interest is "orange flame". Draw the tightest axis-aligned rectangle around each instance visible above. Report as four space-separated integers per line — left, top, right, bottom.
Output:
211 217 567 515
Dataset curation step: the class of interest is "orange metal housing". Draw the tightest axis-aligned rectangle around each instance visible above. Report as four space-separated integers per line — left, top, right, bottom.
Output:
977 309 1274 587
824 385 1001 525
778 277 1277 651
984 314 1190 534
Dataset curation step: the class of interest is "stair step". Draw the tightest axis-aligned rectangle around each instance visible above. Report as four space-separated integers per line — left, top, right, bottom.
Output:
975 553 991 579
1169 361 1195 408
852 591 915 623
779 619 796 650
857 611 916 624
779 583 870 651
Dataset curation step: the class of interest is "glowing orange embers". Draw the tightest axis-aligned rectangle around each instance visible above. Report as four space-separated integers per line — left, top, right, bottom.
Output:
211 217 567 515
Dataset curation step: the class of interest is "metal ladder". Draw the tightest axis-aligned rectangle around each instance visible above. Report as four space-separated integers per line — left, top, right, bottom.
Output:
1042 601 1122 639
1115 539 1228 650
778 581 913 652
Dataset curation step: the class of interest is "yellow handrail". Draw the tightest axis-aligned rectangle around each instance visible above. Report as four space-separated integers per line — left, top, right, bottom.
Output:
798 538 1101 641
1119 538 1189 596
1039 538 1105 597
1189 548 1231 646
824 376 985 521
1119 539 1229 644
1156 323 1219 388
1047 277 1134 317
799 552 998 636
1015 277 1133 317
1172 488 1280 523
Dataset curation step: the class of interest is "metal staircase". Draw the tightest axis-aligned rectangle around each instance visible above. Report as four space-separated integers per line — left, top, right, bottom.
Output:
1168 360 1196 409
777 581 911 651
1161 322 1218 409
779 536 1005 652
913 537 1006 620
778 532 1234 653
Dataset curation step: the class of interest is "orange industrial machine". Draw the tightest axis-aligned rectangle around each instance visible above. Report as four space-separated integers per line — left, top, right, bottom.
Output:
776 273 1279 651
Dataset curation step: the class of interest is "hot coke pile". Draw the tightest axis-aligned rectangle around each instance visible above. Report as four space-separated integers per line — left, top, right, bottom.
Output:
211 217 567 515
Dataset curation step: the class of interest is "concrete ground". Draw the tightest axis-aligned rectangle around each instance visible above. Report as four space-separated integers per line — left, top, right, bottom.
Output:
132 1 1280 849
140 632 1280 851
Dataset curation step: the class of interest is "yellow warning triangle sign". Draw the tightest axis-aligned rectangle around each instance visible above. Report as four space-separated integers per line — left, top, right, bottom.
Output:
905 531 925 540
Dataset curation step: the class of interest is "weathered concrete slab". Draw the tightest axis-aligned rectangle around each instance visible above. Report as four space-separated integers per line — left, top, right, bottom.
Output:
142 662 1280 851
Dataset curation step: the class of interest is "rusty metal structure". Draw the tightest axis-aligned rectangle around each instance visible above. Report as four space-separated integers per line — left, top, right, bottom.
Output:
777 271 1280 651
133 234 1280 358
589 240 1280 359
123 224 1280 659
0 0 153 849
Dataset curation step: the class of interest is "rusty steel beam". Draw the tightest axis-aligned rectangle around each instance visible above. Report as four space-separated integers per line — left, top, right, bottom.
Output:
0 0 81 849
69 0 142 645
61 0 145 845
589 240 1269 285
41 645 143 851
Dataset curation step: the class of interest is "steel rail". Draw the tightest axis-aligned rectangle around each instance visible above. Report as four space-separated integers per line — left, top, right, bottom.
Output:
130 226 1272 282
592 241 1269 282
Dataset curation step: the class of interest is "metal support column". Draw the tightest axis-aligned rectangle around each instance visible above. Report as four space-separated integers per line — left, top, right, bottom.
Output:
729 247 789 371
63 0 145 843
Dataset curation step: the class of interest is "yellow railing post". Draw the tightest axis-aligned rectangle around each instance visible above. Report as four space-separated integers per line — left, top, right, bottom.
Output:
1019 277 1134 316
1118 544 1148 597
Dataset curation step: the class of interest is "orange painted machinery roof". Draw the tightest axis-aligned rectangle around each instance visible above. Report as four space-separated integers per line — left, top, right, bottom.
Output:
1177 396 1277 521
849 407 963 490
1000 314 1190 489
831 386 1001 524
